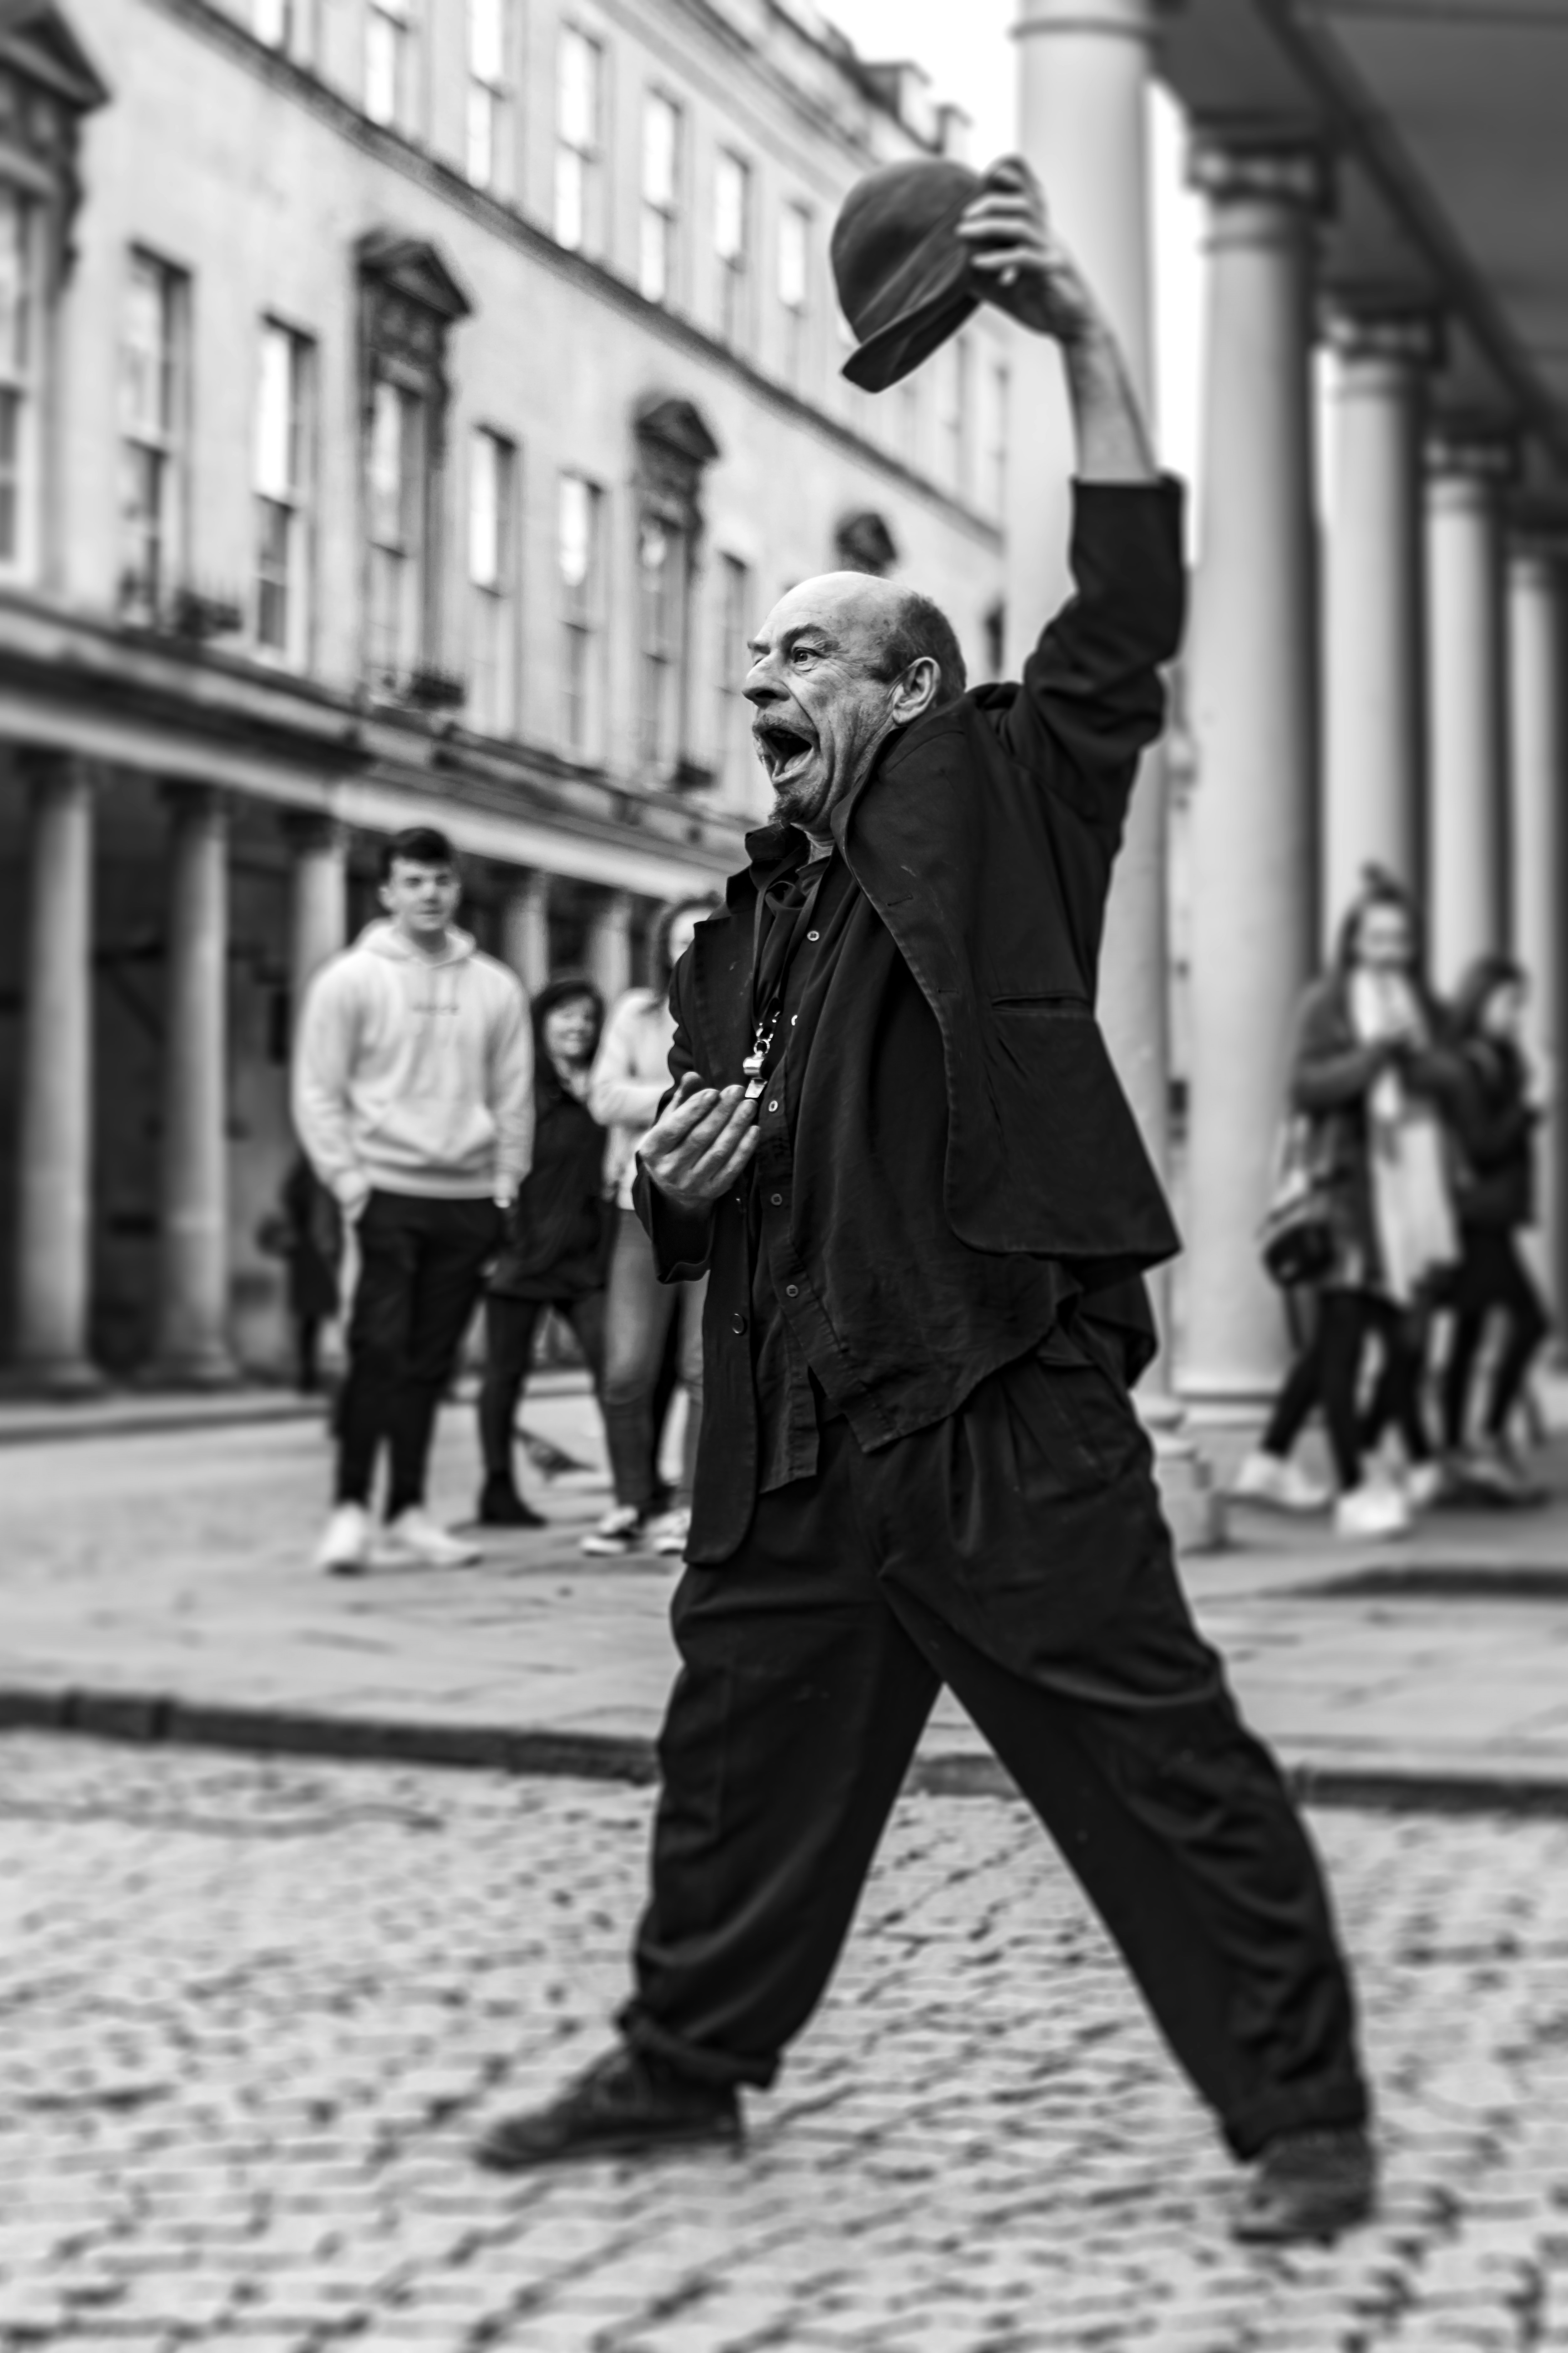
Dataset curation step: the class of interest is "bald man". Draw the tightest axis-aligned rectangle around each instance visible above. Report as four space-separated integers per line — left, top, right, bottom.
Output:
478 163 1374 2244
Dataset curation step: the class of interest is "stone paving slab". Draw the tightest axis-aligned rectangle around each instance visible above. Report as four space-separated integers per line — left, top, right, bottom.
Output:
2 1383 1567 1800
7 1736 1568 2349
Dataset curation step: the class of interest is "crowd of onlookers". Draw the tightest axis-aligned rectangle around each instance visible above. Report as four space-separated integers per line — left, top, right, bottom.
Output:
1232 867 1553 1540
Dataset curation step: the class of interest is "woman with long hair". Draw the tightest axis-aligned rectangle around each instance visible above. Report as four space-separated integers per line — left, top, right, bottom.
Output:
1234 873 1460 1539
476 976 609 1527
1441 954 1550 1499
583 895 721 1558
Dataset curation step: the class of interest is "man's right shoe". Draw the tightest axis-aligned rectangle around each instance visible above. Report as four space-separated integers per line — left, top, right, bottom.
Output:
1231 1450 1330 1514
1333 1479 1411 1542
1234 2124 1378 2243
476 1476 546 1529
315 1502 372 1577
580 1505 647 1557
473 2046 742 2171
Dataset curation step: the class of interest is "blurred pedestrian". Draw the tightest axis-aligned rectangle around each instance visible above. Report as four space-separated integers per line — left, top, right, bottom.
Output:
1440 954 1550 1499
583 896 720 1559
477 976 610 1527
293 827 532 1576
256 1151 342 1395
477 161 1373 2245
1235 872 1459 1539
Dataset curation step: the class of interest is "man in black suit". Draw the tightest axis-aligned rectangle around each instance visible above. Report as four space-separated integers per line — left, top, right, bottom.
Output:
478 163 1373 2243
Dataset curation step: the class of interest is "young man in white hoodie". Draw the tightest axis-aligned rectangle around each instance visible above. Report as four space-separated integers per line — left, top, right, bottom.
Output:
293 828 533 1574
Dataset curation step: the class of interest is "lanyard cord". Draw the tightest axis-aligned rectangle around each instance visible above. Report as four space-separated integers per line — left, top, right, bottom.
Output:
744 857 831 1098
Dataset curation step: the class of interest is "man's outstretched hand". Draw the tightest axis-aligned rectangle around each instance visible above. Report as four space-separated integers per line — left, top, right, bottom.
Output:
956 158 1102 346
642 1071 759 1212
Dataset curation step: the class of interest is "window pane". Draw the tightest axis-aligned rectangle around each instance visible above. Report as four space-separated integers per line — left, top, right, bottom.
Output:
0 187 33 381
256 497 291 650
366 11 401 124
121 258 173 439
559 29 596 150
555 149 584 249
779 204 808 310
715 153 746 266
253 0 289 45
643 94 677 208
0 386 18 563
470 0 504 80
559 474 592 594
469 432 502 587
368 380 405 548
254 325 294 498
467 82 496 185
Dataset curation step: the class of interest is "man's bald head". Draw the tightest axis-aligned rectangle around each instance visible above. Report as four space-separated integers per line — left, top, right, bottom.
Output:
745 572 968 839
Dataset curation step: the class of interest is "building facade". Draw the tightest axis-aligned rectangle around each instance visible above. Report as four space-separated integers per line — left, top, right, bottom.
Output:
0 0 1011 1385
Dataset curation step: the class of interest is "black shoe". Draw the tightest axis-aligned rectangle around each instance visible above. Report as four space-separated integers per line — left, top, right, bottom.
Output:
1233 2125 1378 2244
476 1477 546 1529
473 2046 742 2172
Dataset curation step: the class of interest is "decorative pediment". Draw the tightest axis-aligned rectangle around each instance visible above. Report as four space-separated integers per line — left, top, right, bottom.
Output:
634 396 721 470
357 230 473 324
835 510 898 577
0 0 108 113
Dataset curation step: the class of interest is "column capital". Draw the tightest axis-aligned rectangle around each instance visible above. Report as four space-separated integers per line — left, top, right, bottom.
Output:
1326 302 1445 373
12 746 107 796
1188 132 1332 218
280 808 349 856
1425 423 1520 486
160 778 232 821
1013 0 1164 40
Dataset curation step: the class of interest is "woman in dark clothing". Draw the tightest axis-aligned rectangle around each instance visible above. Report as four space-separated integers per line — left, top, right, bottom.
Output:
1236 875 1460 1538
476 977 610 1527
259 1153 342 1394
1441 954 1550 1498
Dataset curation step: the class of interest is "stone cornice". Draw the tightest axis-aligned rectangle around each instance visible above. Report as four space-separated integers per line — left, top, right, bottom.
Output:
1188 132 1333 217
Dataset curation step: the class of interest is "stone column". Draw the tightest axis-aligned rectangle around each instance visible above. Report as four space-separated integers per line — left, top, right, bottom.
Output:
11 752 101 1391
154 784 236 1385
1507 540 1568 1332
1182 141 1328 1413
283 811 348 1023
1322 308 1440 932
501 869 551 998
1425 430 1515 989
587 887 634 1008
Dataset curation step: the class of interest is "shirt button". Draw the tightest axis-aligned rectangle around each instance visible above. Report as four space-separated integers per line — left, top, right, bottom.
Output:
767 1100 779 1113
730 1310 748 1335
791 1015 799 1026
806 930 820 942
785 1283 799 1298
770 1192 783 1205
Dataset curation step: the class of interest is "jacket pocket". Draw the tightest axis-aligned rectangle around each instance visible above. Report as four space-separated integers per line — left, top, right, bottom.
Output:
986 992 1092 1018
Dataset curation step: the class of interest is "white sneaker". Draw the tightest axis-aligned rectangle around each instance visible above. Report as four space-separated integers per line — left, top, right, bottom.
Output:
1333 1481 1411 1543
1231 1450 1331 1514
1404 1460 1448 1513
316 1502 372 1577
649 1508 691 1559
579 1505 646 1557
381 1507 480 1568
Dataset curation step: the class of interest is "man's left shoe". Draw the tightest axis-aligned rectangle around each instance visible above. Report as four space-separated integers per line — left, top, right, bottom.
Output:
1233 2125 1378 2244
476 1477 546 1528
380 1508 481 1567
473 2046 742 2171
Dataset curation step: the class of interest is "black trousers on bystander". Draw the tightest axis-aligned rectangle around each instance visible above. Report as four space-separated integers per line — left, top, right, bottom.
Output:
620 1327 1369 2159
336 1190 502 1519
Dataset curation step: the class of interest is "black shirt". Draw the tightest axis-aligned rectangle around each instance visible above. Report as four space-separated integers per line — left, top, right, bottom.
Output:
743 834 1076 1493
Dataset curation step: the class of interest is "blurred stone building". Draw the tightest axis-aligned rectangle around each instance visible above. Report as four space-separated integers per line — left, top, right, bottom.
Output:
0 0 1010 1386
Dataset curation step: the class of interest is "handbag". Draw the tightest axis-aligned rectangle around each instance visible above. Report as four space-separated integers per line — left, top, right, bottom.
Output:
1258 1115 1336 1288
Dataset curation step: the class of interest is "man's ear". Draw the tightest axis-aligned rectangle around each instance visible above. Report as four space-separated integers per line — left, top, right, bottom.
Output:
890 655 941 726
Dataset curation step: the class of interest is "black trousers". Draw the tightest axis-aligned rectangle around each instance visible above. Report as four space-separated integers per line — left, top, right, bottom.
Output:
621 1334 1368 2160
1442 1227 1550 1447
478 1289 607 1482
336 1191 501 1518
1263 1288 1429 1487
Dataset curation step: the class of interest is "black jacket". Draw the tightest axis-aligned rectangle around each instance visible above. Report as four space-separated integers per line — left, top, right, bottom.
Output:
640 478 1185 1554
1453 1036 1537 1230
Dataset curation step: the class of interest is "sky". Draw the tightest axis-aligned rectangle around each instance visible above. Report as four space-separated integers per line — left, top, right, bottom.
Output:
820 0 1208 492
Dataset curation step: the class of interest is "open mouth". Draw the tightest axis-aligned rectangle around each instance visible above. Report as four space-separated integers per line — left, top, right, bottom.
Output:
752 715 817 787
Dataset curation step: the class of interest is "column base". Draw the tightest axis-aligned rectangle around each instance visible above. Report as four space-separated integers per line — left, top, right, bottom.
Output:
142 1349 242 1392
1136 1393 1227 1554
1177 1376 1282 1428
0 1355 108 1401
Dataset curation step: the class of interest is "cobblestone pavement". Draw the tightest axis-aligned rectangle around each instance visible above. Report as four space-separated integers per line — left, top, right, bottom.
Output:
6 1735 1568 2351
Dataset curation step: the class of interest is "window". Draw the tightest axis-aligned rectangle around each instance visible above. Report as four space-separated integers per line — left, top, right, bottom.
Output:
714 151 749 347
942 334 971 495
467 0 506 189
0 186 39 577
640 93 680 306
555 27 602 254
558 472 601 755
637 509 687 771
778 200 810 384
253 0 299 49
716 552 750 797
983 357 1009 516
118 250 187 620
366 0 411 129
468 428 517 734
254 320 313 665
365 376 426 686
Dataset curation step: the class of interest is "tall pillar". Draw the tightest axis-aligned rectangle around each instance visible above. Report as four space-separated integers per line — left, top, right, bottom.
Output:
1322 308 1440 933
283 811 348 1021
1507 540 1568 1332
501 869 551 997
587 887 634 1008
11 752 101 1391
154 784 236 1385
1425 430 1514 990
1182 141 1327 1412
